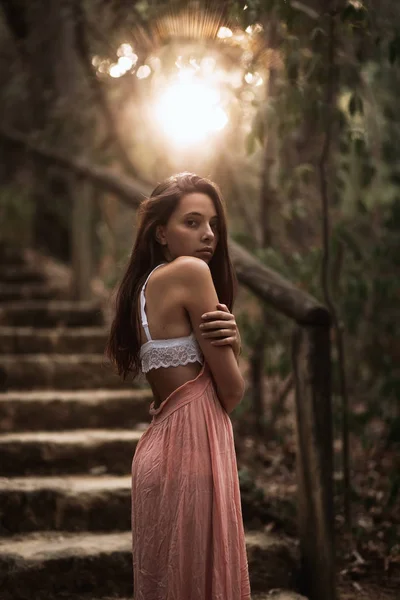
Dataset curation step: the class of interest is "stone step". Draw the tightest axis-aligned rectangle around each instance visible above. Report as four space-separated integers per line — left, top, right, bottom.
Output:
0 265 46 284
0 282 59 302
0 473 295 538
0 475 132 534
0 354 136 391
0 389 152 432
0 326 109 354
0 429 142 476
0 530 300 600
0 300 104 327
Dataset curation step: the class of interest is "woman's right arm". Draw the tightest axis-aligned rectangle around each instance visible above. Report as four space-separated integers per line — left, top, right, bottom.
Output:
173 256 245 414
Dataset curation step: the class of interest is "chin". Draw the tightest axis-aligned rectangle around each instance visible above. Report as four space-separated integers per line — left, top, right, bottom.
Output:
196 254 212 263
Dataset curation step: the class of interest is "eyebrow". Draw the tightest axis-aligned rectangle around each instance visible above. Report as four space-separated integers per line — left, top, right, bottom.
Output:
184 212 219 219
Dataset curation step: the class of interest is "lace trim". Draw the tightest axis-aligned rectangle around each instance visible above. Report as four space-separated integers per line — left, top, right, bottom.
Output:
140 337 204 373
140 331 196 351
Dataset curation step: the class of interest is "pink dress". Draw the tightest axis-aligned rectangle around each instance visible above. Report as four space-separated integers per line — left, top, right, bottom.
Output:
131 360 251 599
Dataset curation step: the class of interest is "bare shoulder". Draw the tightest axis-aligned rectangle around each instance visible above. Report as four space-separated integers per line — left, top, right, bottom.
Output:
167 256 213 298
150 257 210 302
169 256 211 286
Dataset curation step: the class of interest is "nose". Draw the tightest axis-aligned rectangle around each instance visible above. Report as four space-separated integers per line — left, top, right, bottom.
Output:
201 225 215 242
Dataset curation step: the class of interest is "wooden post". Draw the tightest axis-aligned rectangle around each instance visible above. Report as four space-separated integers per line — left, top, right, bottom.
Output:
72 179 93 301
292 324 336 600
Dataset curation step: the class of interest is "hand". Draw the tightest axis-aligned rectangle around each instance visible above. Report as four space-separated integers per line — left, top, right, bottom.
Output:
200 303 241 357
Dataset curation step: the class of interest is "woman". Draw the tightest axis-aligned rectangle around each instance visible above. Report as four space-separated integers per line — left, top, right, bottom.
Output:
106 172 251 599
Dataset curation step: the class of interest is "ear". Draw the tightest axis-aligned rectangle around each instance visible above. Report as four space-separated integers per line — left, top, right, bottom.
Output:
155 225 167 246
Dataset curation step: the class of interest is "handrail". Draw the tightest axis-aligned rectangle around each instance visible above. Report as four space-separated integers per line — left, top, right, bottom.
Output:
229 241 330 325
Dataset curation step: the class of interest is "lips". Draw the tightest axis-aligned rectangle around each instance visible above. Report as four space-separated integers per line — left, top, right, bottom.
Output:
197 248 213 256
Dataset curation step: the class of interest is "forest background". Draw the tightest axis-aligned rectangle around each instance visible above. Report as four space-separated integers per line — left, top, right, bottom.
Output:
0 0 399 597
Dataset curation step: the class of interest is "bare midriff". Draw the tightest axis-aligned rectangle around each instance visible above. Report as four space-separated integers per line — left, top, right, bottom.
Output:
146 362 203 409
139 262 203 409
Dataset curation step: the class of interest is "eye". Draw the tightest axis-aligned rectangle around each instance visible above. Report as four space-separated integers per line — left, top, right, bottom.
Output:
186 219 219 231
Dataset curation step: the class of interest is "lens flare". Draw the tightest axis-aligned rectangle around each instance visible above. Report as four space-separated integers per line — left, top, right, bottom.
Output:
154 77 228 147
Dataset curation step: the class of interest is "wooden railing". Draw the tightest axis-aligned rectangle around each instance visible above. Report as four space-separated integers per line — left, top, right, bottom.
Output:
1 127 336 600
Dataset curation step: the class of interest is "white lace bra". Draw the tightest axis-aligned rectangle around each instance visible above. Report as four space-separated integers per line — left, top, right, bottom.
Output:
139 263 204 373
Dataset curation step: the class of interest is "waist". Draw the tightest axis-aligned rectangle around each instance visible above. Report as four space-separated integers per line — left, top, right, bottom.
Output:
150 362 211 424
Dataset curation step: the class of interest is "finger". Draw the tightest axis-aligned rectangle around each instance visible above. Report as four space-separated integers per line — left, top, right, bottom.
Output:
201 311 231 321
217 303 229 310
210 337 235 345
200 320 235 331
201 329 233 339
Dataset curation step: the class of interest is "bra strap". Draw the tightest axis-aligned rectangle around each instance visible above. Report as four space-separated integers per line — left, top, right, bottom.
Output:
140 263 167 341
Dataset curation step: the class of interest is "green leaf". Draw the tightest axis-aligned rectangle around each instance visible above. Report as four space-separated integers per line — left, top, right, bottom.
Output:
341 4 357 22
348 92 364 116
341 2 368 27
310 27 326 41
134 0 150 19
389 36 400 65
293 163 314 183
335 224 364 260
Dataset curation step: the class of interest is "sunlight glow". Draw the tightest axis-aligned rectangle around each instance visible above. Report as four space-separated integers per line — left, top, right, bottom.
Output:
117 43 134 57
109 54 137 78
92 9 268 149
118 56 134 71
106 44 139 78
200 56 216 75
137 65 151 79
244 71 263 86
245 23 264 35
153 73 228 148
109 64 123 78
217 27 233 39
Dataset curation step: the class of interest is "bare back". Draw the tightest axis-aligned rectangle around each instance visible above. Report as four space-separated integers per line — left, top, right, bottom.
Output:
139 262 202 408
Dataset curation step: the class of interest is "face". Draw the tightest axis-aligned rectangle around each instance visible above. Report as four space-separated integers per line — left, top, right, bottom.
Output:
156 192 219 263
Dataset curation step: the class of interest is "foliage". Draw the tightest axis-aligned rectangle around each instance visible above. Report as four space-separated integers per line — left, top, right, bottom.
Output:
229 1 400 445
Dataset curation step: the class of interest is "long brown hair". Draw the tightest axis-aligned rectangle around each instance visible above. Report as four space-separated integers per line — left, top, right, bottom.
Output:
105 172 238 380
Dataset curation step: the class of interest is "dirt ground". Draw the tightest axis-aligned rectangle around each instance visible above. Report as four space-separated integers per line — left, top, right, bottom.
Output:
236 433 400 599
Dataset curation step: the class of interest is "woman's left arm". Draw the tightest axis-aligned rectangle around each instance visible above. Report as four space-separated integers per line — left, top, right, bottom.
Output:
200 303 242 363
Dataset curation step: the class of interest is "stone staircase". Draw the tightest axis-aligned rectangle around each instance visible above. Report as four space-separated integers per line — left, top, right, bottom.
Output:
0 246 306 600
